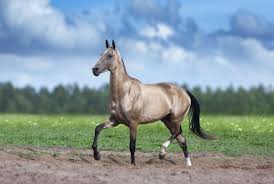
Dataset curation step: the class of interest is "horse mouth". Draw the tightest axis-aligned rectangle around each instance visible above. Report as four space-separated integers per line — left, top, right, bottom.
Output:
93 71 99 76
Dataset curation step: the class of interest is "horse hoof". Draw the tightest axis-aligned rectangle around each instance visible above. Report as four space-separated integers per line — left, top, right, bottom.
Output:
94 153 101 160
159 154 166 160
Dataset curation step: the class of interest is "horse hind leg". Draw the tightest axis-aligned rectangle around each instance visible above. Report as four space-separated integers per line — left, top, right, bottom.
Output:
161 117 192 166
159 117 180 159
176 131 192 166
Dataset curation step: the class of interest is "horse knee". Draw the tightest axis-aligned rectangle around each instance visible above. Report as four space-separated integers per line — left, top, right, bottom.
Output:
95 124 104 135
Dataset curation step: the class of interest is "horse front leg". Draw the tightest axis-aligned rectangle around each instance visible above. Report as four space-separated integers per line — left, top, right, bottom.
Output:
91 120 116 160
129 124 137 165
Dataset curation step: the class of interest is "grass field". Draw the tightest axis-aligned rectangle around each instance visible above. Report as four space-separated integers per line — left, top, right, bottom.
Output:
0 114 273 156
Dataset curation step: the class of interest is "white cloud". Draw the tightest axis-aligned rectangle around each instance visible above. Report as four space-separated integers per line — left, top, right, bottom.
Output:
0 1 273 89
125 39 194 63
0 0 101 49
127 62 145 72
215 36 274 74
157 23 174 40
213 55 230 66
139 26 156 38
0 54 52 71
134 41 147 53
23 60 52 71
1 39 274 89
162 46 195 63
124 39 162 55
139 23 174 40
17 74 33 86
240 38 274 62
0 53 107 89
122 37 274 88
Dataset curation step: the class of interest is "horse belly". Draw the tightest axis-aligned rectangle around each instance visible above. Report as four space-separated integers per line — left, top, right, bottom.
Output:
139 96 170 123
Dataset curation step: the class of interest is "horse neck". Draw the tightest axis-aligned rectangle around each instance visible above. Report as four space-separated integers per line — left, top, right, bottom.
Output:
110 58 129 102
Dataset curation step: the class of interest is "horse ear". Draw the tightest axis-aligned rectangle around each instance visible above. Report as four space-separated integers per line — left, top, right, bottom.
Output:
105 40 109 48
112 40 116 50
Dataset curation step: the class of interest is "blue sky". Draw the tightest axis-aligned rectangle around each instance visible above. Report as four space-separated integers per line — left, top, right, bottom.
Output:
0 0 274 89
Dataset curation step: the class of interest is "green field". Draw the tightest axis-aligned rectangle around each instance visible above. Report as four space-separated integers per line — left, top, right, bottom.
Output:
0 114 273 156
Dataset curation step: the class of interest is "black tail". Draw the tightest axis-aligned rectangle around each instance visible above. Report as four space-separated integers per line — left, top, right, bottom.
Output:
186 90 215 140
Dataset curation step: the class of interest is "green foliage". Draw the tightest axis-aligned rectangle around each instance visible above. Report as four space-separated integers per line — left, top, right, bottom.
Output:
0 83 108 114
0 82 274 114
0 114 273 156
187 84 274 115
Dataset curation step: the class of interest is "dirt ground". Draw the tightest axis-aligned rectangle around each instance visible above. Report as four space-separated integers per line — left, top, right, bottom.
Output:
0 146 273 184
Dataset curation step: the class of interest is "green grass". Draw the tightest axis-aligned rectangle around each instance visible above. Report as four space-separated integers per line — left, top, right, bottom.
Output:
0 114 273 156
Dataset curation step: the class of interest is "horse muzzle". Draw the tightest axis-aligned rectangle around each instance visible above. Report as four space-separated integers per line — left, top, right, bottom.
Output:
92 67 100 76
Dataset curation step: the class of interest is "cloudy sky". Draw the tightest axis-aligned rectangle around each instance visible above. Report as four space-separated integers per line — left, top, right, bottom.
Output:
0 0 274 89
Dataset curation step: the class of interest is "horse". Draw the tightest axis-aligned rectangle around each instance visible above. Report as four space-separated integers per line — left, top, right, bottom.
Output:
91 40 214 166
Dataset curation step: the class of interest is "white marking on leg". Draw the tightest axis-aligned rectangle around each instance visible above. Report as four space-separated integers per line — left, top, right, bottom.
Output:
163 140 171 148
186 157 192 166
160 140 171 155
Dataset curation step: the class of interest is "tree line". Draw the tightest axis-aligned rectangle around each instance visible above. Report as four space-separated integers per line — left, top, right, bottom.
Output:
0 82 273 115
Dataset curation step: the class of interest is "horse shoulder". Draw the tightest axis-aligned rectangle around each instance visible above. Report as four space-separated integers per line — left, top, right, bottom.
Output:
122 80 141 109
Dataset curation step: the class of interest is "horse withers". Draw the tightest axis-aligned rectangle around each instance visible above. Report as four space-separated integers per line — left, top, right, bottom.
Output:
91 40 214 166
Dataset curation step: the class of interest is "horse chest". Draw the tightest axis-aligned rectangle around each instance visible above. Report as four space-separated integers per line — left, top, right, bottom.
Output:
110 102 118 114
109 101 122 118
109 98 132 123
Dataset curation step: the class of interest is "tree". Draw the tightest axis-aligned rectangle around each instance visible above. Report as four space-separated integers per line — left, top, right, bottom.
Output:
0 82 274 115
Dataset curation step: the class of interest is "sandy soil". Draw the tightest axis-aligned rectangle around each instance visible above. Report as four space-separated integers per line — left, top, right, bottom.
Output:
0 146 273 184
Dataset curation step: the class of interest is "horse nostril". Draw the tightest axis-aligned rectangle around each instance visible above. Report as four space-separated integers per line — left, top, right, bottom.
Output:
92 67 99 76
93 67 98 72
